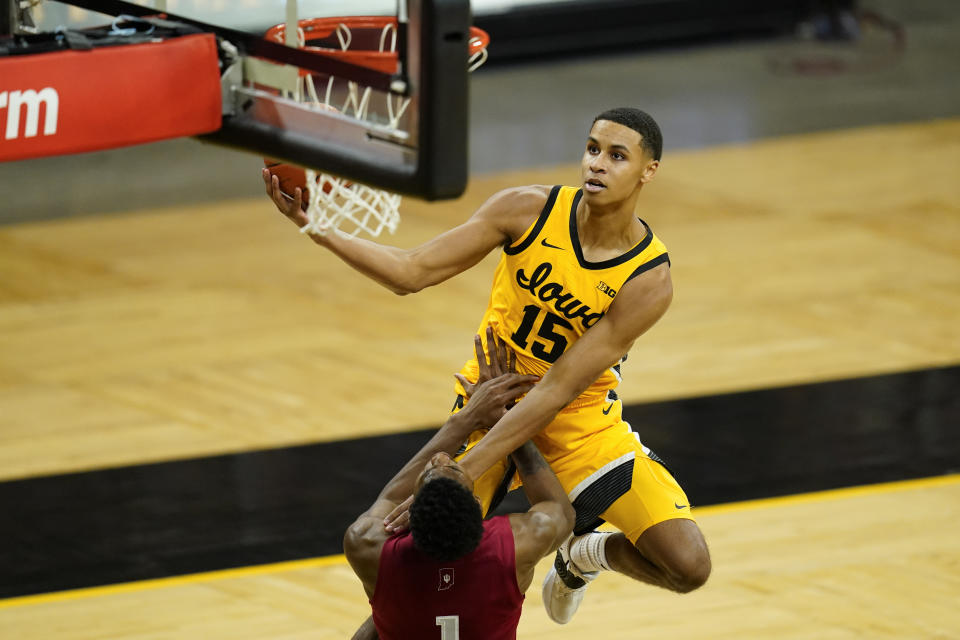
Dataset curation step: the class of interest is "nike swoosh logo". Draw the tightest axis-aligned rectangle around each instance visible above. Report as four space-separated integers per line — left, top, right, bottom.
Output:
675 503 688 509
540 238 563 250
602 403 614 415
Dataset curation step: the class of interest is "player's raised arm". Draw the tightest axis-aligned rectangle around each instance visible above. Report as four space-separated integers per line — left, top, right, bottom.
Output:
460 262 673 480
509 440 575 592
343 371 535 598
342 331 536 590
377 370 538 508
264 172 549 294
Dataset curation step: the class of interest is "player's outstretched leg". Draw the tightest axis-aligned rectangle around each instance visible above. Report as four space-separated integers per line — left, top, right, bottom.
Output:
543 521 711 624
542 531 613 624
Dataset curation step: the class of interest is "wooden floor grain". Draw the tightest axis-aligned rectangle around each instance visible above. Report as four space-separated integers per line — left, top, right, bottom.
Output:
1 119 958 480
2 476 957 639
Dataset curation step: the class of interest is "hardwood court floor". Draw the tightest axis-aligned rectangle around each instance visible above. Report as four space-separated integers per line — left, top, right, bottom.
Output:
1 475 957 639
1 119 958 481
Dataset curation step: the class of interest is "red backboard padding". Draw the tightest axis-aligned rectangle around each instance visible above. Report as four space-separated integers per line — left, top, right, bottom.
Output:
0 33 221 162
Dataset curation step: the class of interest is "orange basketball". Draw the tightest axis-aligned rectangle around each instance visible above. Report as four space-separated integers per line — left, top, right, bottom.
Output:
264 159 345 200
264 160 311 200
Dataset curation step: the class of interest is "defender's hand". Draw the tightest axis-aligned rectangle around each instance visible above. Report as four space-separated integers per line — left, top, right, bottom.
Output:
383 495 414 533
455 326 519 397
460 372 538 429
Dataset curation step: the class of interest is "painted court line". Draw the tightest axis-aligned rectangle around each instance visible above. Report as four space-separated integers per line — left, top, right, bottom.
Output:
691 472 960 516
2 473 957 610
0 555 345 610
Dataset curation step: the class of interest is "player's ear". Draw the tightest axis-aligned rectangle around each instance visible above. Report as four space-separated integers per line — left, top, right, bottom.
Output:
640 159 660 184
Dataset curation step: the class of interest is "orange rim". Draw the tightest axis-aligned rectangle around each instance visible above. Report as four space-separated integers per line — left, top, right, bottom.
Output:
265 16 490 75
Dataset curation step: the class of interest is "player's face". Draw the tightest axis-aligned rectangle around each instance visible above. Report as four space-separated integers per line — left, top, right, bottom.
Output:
415 452 474 492
581 120 659 203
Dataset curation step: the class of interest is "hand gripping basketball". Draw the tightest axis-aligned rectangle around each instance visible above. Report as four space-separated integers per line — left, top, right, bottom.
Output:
262 167 325 236
263 159 343 201
262 108 346 202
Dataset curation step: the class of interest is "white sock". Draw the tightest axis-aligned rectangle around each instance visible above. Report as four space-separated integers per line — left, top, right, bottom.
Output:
569 531 615 573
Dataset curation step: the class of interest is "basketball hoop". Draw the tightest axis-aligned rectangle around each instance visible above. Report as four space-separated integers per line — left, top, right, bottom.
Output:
264 17 490 238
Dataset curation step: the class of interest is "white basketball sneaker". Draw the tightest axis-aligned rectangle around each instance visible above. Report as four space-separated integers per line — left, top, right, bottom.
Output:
542 534 598 624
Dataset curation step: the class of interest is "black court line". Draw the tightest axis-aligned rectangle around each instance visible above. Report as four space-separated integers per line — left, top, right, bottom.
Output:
1 365 957 599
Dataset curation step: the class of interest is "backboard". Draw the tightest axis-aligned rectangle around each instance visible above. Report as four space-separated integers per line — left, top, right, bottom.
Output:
0 0 477 200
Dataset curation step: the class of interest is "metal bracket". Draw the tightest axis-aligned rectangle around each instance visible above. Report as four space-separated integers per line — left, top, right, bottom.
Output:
217 39 242 117
2 0 39 35
241 56 300 94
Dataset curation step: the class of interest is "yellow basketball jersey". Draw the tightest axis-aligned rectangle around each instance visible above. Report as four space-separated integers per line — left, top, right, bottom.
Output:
458 185 670 404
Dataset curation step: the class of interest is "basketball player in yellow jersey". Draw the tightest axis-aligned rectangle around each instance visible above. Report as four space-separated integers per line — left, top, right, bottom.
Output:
264 107 711 624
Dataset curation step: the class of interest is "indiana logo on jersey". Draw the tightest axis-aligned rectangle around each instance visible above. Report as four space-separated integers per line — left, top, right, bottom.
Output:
438 568 455 591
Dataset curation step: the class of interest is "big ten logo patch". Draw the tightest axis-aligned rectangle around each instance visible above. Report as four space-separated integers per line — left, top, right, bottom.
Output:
597 281 617 298
438 568 455 591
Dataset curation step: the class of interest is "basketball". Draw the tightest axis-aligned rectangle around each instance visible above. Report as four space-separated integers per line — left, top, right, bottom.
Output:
264 159 352 200
264 160 313 200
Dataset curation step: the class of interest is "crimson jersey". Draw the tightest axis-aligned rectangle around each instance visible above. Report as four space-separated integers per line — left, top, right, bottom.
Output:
371 516 524 640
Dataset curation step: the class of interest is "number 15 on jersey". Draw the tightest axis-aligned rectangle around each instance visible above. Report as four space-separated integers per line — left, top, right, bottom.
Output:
510 304 574 363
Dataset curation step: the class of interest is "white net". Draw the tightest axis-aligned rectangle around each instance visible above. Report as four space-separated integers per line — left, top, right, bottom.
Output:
293 21 404 238
300 173 402 238
277 18 488 238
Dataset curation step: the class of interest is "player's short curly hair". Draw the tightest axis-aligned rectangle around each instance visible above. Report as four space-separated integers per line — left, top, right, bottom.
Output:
593 107 663 161
409 476 484 562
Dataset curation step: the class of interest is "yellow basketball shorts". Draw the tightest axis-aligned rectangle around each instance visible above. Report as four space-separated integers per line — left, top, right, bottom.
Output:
452 392 695 544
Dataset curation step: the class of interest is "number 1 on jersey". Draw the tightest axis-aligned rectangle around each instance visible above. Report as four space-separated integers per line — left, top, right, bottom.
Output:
510 304 573 363
436 615 459 639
